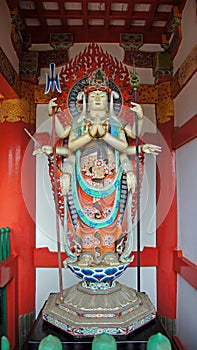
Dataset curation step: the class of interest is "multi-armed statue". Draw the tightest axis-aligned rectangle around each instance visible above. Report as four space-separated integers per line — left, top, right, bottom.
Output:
34 68 161 335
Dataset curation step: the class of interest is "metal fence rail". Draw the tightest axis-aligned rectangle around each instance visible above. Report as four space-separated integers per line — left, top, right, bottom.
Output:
0 228 10 337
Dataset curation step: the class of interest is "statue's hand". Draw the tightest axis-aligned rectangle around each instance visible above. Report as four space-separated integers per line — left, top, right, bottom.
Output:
61 173 70 195
142 144 162 155
89 124 98 138
130 102 143 120
33 145 53 156
126 171 136 193
48 97 58 116
97 124 106 138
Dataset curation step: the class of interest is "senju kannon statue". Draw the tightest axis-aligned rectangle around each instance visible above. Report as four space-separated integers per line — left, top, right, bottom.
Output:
35 68 160 269
33 68 161 335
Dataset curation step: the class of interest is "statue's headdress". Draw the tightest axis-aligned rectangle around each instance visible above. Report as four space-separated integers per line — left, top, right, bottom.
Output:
85 69 111 94
77 69 119 116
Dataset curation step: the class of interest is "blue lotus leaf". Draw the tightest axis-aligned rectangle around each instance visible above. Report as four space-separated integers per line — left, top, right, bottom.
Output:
105 267 117 275
93 274 106 280
81 268 94 275
94 268 104 272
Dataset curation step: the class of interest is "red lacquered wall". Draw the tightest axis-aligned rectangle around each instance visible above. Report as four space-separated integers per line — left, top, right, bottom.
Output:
0 120 36 317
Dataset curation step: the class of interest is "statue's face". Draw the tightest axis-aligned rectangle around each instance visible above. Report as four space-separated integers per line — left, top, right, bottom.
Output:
88 90 108 112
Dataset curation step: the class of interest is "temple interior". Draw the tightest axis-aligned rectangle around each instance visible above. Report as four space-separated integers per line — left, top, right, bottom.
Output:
0 0 197 349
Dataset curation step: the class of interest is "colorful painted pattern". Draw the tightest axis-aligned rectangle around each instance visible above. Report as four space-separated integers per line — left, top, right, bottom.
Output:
68 263 129 284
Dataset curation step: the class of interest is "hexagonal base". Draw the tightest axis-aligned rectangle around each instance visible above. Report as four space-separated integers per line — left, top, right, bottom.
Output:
42 282 156 336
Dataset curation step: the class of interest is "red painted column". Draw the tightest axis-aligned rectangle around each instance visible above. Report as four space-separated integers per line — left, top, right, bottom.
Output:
0 120 36 317
156 118 177 319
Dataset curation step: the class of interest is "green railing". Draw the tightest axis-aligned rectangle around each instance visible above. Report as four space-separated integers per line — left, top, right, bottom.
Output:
0 228 10 261
0 228 10 337
1 336 9 350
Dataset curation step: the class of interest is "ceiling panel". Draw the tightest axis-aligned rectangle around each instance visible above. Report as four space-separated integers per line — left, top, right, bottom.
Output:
5 0 187 44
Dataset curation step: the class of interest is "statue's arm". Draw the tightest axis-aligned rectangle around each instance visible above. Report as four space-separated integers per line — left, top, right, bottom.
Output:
103 128 128 152
120 153 136 193
33 145 70 156
55 116 71 139
125 144 162 156
124 102 144 139
68 128 92 152
60 155 75 195
48 97 71 139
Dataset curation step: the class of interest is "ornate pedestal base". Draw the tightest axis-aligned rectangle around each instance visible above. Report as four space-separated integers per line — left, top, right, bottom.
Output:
42 282 156 336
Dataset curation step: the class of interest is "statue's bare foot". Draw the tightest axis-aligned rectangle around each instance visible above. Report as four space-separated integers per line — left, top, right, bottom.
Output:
102 253 120 266
78 252 94 267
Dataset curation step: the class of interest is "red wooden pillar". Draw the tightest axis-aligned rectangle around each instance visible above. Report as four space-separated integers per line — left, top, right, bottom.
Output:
0 120 36 329
156 117 177 319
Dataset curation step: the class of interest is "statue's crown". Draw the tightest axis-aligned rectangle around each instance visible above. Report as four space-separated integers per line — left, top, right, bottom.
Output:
85 69 111 94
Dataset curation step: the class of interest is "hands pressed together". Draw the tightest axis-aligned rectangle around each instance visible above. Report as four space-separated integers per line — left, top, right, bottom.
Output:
33 98 161 196
88 122 107 138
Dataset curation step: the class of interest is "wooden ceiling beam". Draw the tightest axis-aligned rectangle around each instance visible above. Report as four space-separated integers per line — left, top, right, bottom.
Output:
20 9 170 21
5 0 185 46
125 2 135 30
144 2 158 30
81 0 88 31
104 1 111 31
25 25 165 44
33 0 47 28
56 0 68 31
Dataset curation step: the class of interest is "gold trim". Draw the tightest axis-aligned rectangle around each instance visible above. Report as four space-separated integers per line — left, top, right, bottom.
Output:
179 44 197 86
0 97 35 124
34 85 52 104
157 82 174 124
0 81 36 124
